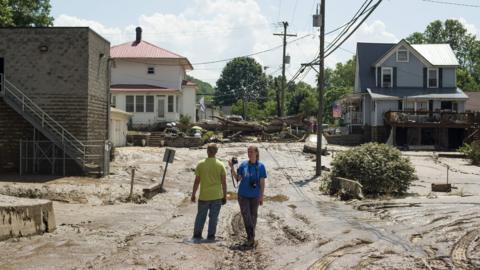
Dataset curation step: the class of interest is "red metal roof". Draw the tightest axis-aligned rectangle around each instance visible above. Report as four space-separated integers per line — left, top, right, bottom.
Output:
111 84 179 93
111 40 193 69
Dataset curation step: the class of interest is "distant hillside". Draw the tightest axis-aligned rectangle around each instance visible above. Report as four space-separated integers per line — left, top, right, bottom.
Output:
186 75 215 96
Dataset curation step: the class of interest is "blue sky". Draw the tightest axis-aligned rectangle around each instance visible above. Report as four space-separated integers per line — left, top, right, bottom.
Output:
51 0 480 85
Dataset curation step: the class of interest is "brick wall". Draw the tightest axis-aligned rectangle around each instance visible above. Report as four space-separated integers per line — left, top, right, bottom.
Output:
0 27 110 175
0 99 33 172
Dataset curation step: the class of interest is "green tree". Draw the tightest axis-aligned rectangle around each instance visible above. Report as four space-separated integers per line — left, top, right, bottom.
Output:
286 81 317 117
322 56 356 124
406 19 480 91
0 0 54 27
214 57 268 107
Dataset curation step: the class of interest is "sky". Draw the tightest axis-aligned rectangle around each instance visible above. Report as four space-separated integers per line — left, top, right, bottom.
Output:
51 0 480 86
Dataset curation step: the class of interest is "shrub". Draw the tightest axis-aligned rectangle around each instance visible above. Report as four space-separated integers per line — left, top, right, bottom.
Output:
458 141 480 165
330 143 416 196
179 114 191 126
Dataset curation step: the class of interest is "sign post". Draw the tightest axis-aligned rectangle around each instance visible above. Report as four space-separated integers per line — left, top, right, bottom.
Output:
159 148 175 193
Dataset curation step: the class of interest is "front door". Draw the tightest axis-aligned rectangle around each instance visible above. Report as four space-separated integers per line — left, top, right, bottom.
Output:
157 97 166 119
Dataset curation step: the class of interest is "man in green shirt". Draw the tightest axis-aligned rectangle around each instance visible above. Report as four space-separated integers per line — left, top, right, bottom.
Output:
191 143 227 241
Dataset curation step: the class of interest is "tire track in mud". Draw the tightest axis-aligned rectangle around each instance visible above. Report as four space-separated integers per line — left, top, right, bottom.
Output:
262 145 419 254
307 239 372 270
451 229 480 270
216 211 269 270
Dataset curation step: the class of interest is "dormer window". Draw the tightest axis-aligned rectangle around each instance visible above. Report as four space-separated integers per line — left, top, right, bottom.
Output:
427 68 438 88
147 67 155 74
381 67 393 88
396 48 409 62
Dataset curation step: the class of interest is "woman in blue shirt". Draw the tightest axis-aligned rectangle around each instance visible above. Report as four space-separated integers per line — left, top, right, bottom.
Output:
228 145 267 247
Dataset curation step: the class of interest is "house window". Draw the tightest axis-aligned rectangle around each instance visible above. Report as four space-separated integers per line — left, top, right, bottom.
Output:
126 95 134 112
396 48 409 62
381 67 393 88
147 67 155 74
111 95 116 108
136 95 144 112
168 96 174 113
405 101 415 111
428 68 438 88
398 100 403 111
441 101 458 111
146 96 154 112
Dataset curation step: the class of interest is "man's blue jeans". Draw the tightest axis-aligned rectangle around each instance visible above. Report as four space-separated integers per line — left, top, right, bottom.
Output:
193 199 222 239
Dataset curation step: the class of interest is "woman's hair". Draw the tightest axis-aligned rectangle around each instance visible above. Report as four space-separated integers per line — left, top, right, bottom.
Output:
248 145 260 161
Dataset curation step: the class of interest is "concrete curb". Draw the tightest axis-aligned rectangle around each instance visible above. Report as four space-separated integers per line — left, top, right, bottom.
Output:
0 196 56 241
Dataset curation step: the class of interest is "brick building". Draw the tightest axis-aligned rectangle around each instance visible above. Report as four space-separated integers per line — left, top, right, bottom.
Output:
0 27 111 176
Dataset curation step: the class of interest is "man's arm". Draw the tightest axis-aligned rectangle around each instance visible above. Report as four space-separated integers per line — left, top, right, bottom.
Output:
221 174 227 204
191 176 200 203
259 178 265 206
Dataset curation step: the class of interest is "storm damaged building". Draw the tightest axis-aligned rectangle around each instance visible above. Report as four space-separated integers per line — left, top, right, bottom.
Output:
0 27 111 176
341 39 478 150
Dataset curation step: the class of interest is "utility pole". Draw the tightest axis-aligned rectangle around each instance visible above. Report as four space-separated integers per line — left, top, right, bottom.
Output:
274 22 297 117
315 0 325 176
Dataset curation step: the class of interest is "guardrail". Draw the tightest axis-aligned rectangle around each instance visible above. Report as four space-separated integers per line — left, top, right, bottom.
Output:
385 111 474 126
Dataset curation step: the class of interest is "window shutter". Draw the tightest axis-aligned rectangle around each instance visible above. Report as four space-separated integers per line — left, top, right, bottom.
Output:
423 68 427 88
377 67 381 88
439 68 443 88
393 67 397 88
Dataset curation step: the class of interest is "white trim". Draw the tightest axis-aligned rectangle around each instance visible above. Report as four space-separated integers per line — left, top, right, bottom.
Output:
375 67 378 86
396 48 409 62
381 67 393 88
427 68 439 88
375 39 432 68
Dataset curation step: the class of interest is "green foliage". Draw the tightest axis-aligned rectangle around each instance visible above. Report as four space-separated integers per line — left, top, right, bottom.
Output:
186 75 215 103
231 99 266 120
179 114 191 126
286 81 317 117
458 141 480 165
406 19 480 91
215 57 268 107
330 143 417 196
325 57 356 88
0 0 53 27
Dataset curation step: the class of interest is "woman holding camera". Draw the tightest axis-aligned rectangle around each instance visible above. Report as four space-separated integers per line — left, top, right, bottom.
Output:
228 145 267 248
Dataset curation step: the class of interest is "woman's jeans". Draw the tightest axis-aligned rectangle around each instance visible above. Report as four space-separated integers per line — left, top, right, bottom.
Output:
238 195 259 241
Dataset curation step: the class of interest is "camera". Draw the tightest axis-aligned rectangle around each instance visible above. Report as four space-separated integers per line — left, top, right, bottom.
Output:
231 157 238 165
250 179 257 189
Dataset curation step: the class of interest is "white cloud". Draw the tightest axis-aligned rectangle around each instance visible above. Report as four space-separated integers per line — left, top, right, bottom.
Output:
456 17 478 36
54 2 398 87
55 15 128 45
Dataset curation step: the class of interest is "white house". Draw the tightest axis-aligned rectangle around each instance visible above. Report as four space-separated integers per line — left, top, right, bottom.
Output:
110 27 196 128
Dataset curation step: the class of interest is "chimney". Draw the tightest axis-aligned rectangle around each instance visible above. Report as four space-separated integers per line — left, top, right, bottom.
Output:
135 27 142 43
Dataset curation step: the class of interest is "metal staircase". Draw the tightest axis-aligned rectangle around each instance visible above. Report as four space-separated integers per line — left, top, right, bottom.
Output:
0 76 105 176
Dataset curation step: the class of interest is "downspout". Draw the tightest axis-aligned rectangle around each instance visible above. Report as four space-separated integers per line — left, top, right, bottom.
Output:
105 55 112 176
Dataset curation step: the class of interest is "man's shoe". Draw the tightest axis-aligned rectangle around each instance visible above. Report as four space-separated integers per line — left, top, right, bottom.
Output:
206 235 216 242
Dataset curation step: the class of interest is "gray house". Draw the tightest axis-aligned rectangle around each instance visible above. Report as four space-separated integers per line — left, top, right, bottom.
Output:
0 27 111 176
342 39 475 149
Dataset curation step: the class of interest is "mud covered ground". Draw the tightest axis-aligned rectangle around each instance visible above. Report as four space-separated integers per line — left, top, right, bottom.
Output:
0 143 479 270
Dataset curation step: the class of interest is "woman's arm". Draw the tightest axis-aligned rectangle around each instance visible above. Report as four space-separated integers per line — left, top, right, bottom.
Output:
228 160 241 182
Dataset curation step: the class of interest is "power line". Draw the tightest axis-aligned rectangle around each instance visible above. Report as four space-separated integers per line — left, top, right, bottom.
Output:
192 33 312 65
421 0 480 7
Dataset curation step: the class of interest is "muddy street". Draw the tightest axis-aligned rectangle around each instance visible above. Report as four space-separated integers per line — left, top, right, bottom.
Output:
0 143 479 269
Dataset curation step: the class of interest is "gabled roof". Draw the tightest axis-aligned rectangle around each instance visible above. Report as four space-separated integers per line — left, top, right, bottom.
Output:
374 39 459 67
111 41 193 70
411 44 459 66
357 42 395 91
367 87 468 100
111 84 179 93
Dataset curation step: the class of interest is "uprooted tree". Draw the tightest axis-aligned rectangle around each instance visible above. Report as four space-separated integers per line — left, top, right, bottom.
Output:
329 143 417 196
